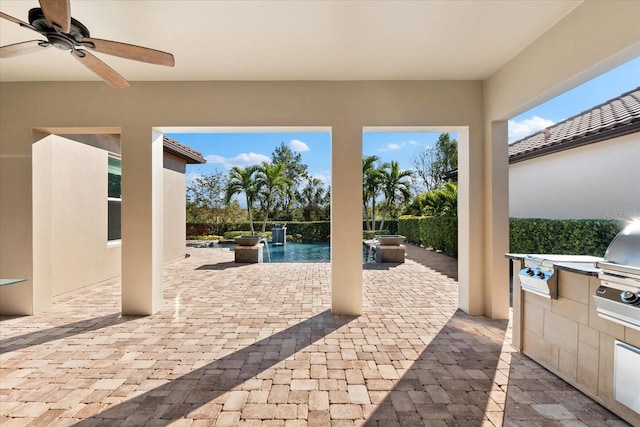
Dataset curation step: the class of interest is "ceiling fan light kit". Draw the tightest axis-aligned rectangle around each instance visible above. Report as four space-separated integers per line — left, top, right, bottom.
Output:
0 0 175 88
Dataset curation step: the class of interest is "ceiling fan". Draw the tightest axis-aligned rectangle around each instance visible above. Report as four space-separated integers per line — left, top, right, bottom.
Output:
0 0 175 88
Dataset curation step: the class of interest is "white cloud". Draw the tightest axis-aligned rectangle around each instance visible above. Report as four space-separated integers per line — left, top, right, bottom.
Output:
206 155 226 164
206 152 270 169
378 140 418 152
289 139 310 152
185 172 203 186
313 173 330 184
508 116 555 143
380 143 402 152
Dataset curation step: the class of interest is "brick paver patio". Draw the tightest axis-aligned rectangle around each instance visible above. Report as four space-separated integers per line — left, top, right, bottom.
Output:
0 244 628 426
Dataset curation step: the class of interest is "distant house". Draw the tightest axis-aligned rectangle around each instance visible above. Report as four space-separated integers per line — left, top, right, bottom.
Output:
32 134 205 300
509 88 639 220
446 88 640 220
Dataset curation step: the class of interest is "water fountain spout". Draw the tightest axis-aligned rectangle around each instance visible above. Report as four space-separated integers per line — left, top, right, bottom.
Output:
259 237 271 262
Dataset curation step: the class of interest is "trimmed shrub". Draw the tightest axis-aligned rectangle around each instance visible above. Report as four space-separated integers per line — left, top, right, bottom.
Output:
362 220 398 234
398 216 457 256
188 219 392 241
222 230 271 239
285 222 331 242
186 235 224 241
509 218 624 256
362 230 390 240
214 222 331 242
186 223 211 236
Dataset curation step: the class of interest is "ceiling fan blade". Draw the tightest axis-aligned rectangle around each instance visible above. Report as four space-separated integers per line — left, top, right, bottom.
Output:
39 0 71 33
0 40 50 58
71 49 130 89
0 11 38 32
83 37 175 67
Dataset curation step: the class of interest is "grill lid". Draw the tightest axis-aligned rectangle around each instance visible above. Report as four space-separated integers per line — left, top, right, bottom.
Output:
603 222 640 268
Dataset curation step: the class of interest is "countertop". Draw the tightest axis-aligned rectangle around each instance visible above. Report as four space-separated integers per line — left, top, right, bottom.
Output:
506 253 603 276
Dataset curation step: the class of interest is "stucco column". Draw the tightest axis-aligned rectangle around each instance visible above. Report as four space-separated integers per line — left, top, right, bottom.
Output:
457 129 485 315
121 128 164 315
484 121 510 319
0 127 35 315
511 258 524 349
331 125 362 315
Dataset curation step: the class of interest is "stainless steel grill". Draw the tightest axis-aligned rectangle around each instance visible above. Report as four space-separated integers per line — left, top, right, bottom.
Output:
519 256 558 299
518 254 600 299
593 222 640 330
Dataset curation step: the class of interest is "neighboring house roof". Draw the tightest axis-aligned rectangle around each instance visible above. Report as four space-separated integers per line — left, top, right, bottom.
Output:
444 87 640 180
163 136 206 164
509 87 640 163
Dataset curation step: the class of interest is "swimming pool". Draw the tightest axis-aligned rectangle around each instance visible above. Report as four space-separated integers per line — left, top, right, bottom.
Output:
263 242 376 263
204 241 374 263
263 242 330 263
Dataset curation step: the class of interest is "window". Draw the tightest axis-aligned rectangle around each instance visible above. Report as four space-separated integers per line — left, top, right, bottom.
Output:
108 156 121 241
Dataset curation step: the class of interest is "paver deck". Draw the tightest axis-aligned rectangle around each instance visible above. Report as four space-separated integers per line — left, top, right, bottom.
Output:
0 244 628 426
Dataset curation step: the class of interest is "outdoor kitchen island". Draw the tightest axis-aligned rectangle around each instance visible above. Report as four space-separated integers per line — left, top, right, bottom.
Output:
507 251 640 426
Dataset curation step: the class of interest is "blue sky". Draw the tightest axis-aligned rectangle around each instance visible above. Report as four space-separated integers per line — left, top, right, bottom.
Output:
169 56 639 187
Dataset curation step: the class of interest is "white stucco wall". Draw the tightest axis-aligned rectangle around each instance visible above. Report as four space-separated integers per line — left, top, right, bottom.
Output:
509 133 640 220
33 135 121 298
164 153 188 262
31 135 189 301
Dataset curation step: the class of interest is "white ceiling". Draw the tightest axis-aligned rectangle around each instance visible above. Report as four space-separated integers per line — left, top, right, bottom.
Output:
0 0 581 83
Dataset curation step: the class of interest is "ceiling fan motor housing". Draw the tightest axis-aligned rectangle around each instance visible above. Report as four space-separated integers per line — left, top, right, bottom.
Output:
28 7 90 48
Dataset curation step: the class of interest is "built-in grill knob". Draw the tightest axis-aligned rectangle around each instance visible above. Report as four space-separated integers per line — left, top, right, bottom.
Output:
620 290 639 304
536 271 546 279
526 268 535 276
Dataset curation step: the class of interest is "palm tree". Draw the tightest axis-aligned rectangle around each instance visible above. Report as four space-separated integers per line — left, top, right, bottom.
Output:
362 155 383 231
423 182 457 217
299 177 329 221
225 165 258 234
379 160 413 231
255 162 292 232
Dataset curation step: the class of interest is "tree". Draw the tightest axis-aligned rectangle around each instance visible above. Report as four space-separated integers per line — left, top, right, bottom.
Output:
362 155 383 231
186 170 227 223
255 162 292 232
299 177 330 221
225 166 259 234
423 182 457 217
378 160 413 231
271 142 309 219
405 192 427 217
411 133 458 191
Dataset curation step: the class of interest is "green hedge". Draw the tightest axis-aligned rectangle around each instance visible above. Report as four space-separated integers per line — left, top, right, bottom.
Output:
363 220 398 234
222 230 270 239
398 216 458 256
191 218 623 257
285 222 331 241
362 230 390 240
397 217 624 258
187 220 398 242
188 221 331 242
509 218 624 256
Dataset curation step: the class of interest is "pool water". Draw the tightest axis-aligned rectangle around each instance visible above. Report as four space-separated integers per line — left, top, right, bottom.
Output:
219 241 375 263
263 242 330 263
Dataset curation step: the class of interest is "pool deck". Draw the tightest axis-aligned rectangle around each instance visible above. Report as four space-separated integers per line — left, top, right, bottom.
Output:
0 244 628 426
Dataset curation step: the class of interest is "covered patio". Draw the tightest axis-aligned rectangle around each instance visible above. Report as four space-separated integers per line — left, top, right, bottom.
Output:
0 245 626 426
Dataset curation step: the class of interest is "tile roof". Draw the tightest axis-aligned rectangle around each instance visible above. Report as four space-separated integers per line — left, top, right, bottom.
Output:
163 136 206 164
509 87 640 163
